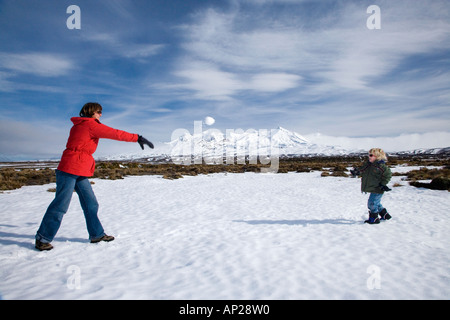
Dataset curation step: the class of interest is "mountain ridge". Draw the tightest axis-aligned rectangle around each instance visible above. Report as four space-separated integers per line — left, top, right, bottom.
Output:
169 126 358 158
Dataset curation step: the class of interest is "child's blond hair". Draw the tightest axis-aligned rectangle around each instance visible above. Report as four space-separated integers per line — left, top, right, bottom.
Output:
369 148 387 161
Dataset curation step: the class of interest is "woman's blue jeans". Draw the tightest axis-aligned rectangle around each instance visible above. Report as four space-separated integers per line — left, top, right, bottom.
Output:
367 193 384 213
36 170 105 243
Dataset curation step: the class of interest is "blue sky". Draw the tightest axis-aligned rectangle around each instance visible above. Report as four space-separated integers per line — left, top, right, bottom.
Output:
0 0 449 160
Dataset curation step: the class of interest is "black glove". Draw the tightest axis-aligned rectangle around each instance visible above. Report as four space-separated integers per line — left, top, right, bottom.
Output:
137 135 154 150
350 167 360 177
379 184 391 192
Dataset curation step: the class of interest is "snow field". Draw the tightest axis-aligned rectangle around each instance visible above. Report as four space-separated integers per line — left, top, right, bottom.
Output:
0 169 449 299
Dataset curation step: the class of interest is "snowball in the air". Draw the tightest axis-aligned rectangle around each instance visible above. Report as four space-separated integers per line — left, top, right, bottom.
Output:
204 116 215 126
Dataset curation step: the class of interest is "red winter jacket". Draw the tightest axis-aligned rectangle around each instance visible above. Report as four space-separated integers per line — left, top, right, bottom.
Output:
57 117 138 177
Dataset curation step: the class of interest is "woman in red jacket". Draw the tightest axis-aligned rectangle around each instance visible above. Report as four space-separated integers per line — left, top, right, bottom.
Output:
35 102 153 251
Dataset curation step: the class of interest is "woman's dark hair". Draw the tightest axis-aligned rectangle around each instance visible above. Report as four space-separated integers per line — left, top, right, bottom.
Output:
79 102 103 118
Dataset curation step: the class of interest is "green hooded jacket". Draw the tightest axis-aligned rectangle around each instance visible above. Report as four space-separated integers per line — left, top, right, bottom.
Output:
358 160 392 194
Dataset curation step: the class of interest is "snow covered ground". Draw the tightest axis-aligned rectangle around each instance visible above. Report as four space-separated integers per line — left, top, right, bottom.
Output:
0 168 449 300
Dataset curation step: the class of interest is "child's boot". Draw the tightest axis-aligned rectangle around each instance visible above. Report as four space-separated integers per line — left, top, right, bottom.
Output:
379 208 392 220
365 211 380 224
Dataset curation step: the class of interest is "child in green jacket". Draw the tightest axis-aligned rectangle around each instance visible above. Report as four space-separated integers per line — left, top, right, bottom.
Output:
352 148 392 224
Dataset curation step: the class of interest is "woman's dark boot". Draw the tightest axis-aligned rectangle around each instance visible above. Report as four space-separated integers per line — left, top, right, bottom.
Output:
90 234 115 243
35 240 54 251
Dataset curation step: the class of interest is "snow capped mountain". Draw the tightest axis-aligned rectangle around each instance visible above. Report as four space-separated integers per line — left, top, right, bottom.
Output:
395 147 450 156
96 127 360 162
169 126 357 159
271 127 309 148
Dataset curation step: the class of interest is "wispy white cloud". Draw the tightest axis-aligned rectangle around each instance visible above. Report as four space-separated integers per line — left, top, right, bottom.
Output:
180 8 309 71
81 32 166 61
0 52 74 77
0 71 14 92
171 60 301 100
248 73 301 92
173 61 242 101
122 44 166 59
